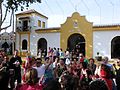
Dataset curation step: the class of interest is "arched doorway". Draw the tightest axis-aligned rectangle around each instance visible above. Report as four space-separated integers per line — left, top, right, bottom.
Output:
37 38 47 57
111 36 120 58
22 39 27 50
2 42 9 53
67 33 85 56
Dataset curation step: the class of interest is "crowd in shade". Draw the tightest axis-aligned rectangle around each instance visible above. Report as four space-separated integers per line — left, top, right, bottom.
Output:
0 46 120 90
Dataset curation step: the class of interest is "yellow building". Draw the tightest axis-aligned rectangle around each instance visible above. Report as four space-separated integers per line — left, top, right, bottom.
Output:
16 9 120 59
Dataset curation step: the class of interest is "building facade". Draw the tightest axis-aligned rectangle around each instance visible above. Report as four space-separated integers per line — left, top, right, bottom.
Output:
0 32 15 54
15 9 120 59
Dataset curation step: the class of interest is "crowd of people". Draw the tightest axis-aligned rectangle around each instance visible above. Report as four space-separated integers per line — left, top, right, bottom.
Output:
0 47 120 90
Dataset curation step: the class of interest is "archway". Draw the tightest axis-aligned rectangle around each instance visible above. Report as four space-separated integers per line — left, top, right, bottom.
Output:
67 33 85 56
2 42 9 53
111 36 120 58
37 38 47 57
22 39 27 50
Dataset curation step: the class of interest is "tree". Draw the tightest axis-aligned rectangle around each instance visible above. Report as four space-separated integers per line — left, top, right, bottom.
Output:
0 0 41 32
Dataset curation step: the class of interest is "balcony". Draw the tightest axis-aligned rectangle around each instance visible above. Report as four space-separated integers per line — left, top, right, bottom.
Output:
16 26 31 32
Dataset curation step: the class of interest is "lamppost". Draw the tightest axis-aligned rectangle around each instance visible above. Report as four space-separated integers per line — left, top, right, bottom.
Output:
12 9 15 54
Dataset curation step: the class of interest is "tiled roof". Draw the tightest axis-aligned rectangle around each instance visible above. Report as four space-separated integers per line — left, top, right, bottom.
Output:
35 27 60 31
93 24 120 28
16 9 48 19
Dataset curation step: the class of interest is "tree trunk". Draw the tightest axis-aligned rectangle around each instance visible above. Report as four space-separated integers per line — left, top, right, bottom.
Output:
0 1 13 32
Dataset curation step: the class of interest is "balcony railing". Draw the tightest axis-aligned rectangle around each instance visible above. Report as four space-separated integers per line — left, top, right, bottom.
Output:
16 26 31 32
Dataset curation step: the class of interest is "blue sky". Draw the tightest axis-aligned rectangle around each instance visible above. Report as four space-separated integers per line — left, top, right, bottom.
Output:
2 0 120 32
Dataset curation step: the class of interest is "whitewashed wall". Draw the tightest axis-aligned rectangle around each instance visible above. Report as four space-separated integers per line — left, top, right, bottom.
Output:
21 34 29 52
16 33 29 51
30 32 60 56
93 30 120 59
30 15 48 31
16 14 48 31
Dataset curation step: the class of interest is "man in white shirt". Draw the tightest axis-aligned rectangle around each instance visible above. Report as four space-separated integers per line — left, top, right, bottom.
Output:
33 58 45 79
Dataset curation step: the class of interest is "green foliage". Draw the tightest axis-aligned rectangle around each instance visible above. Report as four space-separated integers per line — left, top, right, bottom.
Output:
2 0 41 11
0 0 41 31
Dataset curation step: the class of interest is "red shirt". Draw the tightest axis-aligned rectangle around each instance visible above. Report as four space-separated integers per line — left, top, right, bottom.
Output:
100 69 112 90
79 58 84 63
17 84 43 90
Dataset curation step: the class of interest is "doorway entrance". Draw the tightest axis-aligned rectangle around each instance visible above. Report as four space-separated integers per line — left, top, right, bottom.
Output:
67 33 85 56
111 36 120 58
37 38 47 57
